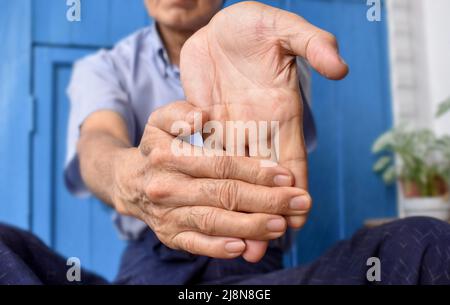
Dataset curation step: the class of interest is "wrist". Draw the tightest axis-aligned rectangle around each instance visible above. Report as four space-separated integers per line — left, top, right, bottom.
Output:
111 146 142 216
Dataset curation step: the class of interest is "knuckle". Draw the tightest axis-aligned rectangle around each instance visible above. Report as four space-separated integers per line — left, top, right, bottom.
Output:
149 147 171 166
179 235 196 253
264 193 282 213
189 208 218 235
148 210 178 247
213 156 233 179
241 217 260 236
323 31 337 45
185 209 197 229
145 181 171 202
140 125 158 156
276 190 292 212
202 210 219 235
253 166 267 184
218 180 239 211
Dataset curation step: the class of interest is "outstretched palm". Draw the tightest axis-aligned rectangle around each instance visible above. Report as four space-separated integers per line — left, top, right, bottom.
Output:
180 1 348 262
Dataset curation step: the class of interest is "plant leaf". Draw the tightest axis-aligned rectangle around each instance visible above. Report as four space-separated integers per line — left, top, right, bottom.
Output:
382 165 397 184
436 97 450 118
373 156 391 172
372 130 394 153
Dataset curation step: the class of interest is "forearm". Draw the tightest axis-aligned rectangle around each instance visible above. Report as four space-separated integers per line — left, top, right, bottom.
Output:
77 129 131 207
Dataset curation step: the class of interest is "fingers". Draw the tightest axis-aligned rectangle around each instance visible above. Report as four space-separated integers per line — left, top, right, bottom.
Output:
151 175 311 216
141 124 300 189
147 100 208 136
175 206 287 240
276 113 311 228
175 153 295 187
171 232 246 259
279 12 349 80
242 240 269 263
143 105 312 227
220 1 349 80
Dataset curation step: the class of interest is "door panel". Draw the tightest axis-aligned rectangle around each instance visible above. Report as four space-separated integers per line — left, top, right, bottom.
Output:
223 0 395 266
33 0 149 47
32 47 124 280
0 0 32 230
28 0 395 276
287 0 396 264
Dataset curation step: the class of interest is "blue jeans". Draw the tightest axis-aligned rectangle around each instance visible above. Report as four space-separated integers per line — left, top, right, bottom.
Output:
1 217 449 285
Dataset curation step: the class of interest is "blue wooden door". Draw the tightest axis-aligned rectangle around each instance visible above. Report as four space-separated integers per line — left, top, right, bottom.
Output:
224 0 395 266
33 0 150 46
27 0 150 280
287 0 396 265
0 0 33 230
32 47 125 280
1 0 395 278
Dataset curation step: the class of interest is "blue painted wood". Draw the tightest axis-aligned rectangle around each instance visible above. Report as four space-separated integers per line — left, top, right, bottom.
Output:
0 0 33 230
287 0 396 265
33 0 149 47
1 0 395 277
32 47 125 280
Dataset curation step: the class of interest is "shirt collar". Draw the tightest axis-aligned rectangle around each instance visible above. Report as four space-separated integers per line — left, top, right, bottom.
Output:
148 21 180 80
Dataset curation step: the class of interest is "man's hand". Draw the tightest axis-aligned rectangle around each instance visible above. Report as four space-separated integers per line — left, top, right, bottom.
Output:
180 1 348 260
82 103 311 259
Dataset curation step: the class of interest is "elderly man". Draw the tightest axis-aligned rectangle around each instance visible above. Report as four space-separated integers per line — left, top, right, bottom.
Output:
0 1 450 285
67 0 322 280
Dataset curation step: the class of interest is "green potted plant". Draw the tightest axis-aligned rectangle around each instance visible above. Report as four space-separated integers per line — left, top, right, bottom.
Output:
372 98 450 220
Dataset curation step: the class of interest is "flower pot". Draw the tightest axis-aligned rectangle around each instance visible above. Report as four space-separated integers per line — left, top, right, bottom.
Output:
403 196 450 221
401 177 448 198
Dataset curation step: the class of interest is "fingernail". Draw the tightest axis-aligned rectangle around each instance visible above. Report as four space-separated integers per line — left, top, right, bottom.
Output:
273 175 293 186
266 218 286 232
339 54 347 66
225 240 246 253
289 196 309 210
288 216 303 229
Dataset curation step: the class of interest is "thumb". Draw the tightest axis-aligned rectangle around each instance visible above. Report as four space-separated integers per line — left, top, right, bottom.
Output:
278 11 349 80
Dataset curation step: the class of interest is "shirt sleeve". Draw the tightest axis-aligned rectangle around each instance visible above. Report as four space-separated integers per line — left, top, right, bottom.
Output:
64 49 136 197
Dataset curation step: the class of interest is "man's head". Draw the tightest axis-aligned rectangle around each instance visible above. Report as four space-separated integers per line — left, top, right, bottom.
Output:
145 0 223 32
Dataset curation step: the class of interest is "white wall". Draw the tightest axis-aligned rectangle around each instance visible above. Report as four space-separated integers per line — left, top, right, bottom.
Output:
422 0 450 136
387 0 450 134
387 0 450 216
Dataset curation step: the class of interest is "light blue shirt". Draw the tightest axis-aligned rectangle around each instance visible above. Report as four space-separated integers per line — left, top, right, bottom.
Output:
65 22 315 241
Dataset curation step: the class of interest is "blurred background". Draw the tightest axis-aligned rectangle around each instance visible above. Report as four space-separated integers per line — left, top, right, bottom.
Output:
0 0 449 280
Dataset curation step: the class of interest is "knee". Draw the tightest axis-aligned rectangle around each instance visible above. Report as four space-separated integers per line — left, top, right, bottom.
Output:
0 223 34 247
384 216 450 244
0 223 18 241
393 216 449 231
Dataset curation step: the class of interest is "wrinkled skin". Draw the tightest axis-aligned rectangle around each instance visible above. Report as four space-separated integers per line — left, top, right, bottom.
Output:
180 1 348 262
